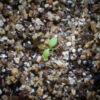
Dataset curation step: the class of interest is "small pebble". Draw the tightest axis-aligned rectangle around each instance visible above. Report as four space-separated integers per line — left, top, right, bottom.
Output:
53 1 59 6
0 89 2 95
2 68 6 72
77 48 82 52
36 56 42 63
43 94 48 99
11 68 19 76
14 57 20 64
1 95 8 100
16 24 24 30
0 28 5 34
37 87 43 96
80 55 87 59
54 60 63 67
72 49 76 53
66 42 72 46
71 89 76 95
38 8 44 13
0 54 7 58
0 20 4 27
0 1 98 99
68 77 75 85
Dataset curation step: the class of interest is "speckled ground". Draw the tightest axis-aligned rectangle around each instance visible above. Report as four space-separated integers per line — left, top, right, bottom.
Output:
0 0 100 100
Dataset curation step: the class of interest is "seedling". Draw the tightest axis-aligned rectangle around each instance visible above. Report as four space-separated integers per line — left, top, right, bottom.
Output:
49 37 57 49
43 37 57 59
43 49 50 59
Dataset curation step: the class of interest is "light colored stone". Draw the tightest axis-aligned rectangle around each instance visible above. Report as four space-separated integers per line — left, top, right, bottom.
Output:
14 57 20 64
11 68 19 76
54 60 63 67
0 20 4 27
72 49 76 53
80 55 86 59
66 42 72 46
0 89 2 95
16 24 24 30
0 54 7 58
0 28 5 34
37 87 43 96
36 56 42 63
35 18 44 25
68 77 75 85
47 12 55 21
71 89 76 95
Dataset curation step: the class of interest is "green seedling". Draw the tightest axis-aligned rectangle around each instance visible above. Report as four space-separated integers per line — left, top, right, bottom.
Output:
49 37 57 49
43 37 57 59
43 48 50 59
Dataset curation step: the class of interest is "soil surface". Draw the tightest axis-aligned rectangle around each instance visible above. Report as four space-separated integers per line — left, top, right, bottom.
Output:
0 0 100 100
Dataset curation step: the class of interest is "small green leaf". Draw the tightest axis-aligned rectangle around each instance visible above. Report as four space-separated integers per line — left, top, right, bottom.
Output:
49 37 57 49
43 49 50 59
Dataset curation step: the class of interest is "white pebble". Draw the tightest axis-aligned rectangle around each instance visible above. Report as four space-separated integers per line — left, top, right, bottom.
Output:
77 48 82 52
71 35 75 41
66 42 72 46
16 24 24 30
74 22 78 26
0 36 8 42
35 18 44 25
0 54 7 58
66 56 69 60
68 0 73 4
43 94 48 99
55 16 60 21
38 8 44 13
0 89 2 95
62 51 69 56
83 72 86 76
31 88 35 93
68 77 75 85
78 21 83 25
80 18 85 22
71 18 75 22
45 4 49 8
70 56 75 60
24 62 30 67
72 49 76 53
2 69 6 72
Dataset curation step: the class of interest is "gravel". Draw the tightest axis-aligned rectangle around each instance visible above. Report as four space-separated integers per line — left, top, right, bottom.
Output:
0 0 100 100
